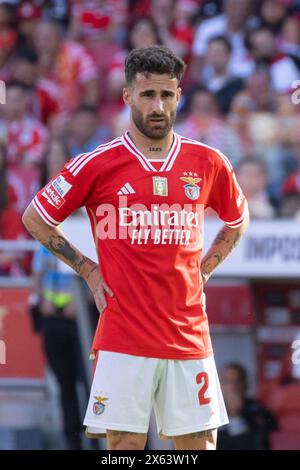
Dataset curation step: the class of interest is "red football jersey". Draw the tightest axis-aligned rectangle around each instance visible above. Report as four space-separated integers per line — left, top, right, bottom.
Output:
33 132 248 360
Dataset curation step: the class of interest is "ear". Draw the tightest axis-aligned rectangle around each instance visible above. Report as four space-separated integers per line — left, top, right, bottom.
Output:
123 87 132 107
176 87 182 105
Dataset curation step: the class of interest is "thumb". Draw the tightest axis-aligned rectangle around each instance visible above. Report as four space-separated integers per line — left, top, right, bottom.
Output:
103 282 114 298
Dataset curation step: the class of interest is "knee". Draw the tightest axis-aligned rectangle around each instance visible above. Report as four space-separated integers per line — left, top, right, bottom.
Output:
107 431 147 450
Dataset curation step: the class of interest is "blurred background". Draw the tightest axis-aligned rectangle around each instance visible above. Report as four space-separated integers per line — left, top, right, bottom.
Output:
0 0 300 451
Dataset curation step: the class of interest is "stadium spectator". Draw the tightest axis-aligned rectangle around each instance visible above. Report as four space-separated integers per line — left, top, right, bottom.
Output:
42 0 70 29
228 67 289 190
230 66 277 115
11 48 62 125
280 129 300 218
259 0 288 34
106 15 163 102
33 20 99 114
191 0 255 82
267 341 300 433
0 141 28 276
0 81 48 168
69 0 128 47
151 0 197 62
245 26 300 93
0 81 48 212
235 158 275 219
176 86 243 167
68 105 113 157
16 1 42 51
0 1 18 81
278 193 300 218
228 67 300 206
280 14 300 69
218 363 277 450
203 35 245 113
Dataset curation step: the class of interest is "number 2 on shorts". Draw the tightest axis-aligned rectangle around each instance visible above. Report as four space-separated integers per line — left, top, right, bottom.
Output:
196 372 211 405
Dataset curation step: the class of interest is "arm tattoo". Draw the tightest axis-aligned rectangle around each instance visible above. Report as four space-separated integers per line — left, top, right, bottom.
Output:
29 230 88 275
47 235 88 274
213 251 225 263
86 264 98 280
201 227 244 279
214 229 228 245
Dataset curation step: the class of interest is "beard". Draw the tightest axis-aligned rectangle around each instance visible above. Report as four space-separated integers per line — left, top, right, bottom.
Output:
131 105 176 140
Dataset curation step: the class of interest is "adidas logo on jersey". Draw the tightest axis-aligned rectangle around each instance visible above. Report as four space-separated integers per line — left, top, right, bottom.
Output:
117 183 135 195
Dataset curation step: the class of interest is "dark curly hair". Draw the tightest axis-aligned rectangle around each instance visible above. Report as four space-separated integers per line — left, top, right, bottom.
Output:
125 45 186 86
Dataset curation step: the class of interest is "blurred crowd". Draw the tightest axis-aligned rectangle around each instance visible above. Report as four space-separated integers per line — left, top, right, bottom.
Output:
1 0 300 277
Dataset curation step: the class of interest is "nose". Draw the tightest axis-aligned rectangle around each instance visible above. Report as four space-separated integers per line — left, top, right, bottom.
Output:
152 97 164 114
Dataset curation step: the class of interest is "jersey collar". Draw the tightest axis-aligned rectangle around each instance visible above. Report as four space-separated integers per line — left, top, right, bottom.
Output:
122 130 181 172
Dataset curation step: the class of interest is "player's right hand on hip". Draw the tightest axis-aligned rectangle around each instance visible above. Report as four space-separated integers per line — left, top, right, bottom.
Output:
85 262 114 314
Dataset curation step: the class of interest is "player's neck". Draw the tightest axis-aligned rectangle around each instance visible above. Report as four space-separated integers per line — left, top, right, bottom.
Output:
127 126 174 160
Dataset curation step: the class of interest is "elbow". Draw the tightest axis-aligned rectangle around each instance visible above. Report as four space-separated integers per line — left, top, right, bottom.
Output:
244 208 250 229
22 204 35 234
22 206 30 231
239 210 250 234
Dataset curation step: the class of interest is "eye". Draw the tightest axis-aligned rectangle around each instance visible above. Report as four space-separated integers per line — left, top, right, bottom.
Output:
161 91 174 98
141 91 155 98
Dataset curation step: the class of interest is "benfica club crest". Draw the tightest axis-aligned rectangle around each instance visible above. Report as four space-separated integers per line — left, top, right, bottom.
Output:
180 175 202 200
93 395 109 416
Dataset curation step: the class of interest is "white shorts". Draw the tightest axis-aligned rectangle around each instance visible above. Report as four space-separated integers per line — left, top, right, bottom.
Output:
84 351 228 438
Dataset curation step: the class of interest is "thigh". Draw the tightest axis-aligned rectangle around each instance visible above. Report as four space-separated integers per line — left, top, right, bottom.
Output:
107 430 147 450
84 351 158 436
154 356 228 438
173 429 217 450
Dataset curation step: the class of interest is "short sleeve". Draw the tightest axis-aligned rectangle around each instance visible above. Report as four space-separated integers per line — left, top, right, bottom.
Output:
32 154 98 227
207 151 249 228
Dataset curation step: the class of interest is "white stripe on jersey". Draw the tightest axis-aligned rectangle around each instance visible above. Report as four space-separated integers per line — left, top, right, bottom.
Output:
159 133 177 172
157 133 180 172
67 137 122 172
123 131 181 173
224 202 249 228
72 142 123 176
32 196 59 227
124 182 135 193
180 137 233 172
162 134 182 172
67 138 122 174
120 186 129 194
122 135 152 171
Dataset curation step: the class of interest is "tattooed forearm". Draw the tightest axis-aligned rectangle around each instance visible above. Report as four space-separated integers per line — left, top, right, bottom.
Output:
22 203 98 279
28 229 91 276
232 230 243 250
214 228 228 245
201 220 248 282
47 235 77 260
47 234 88 274
86 264 99 280
213 250 225 263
